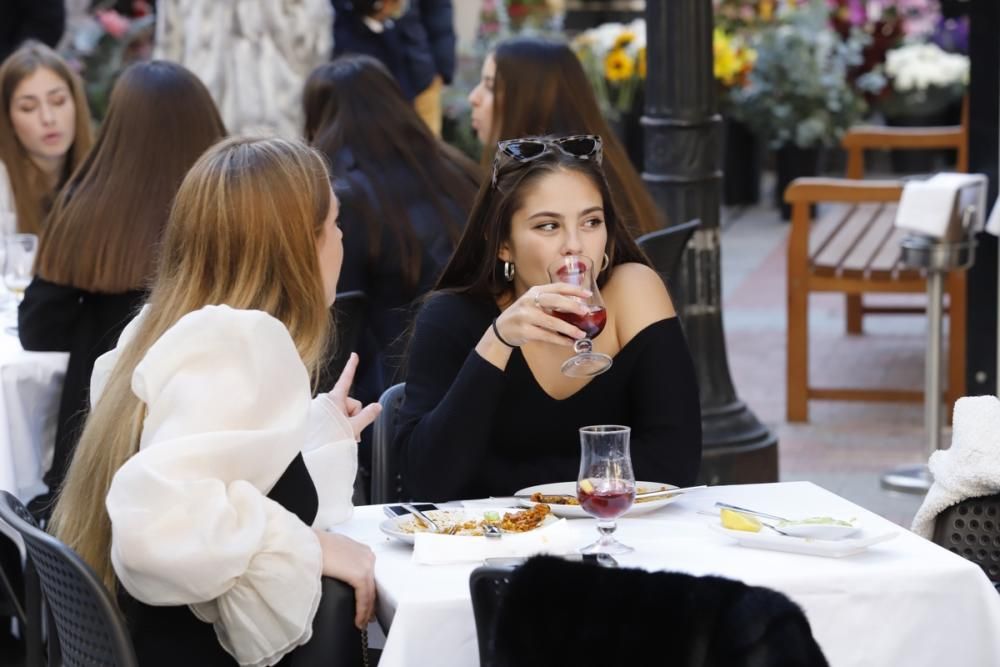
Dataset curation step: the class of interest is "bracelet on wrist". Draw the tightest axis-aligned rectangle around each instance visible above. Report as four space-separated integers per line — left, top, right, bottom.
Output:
491 317 518 348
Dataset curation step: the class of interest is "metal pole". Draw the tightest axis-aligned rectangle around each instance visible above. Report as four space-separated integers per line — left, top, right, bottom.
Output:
643 0 778 484
926 270 945 457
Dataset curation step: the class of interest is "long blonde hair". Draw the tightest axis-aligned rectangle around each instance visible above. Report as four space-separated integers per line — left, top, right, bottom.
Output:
50 137 333 592
0 41 93 234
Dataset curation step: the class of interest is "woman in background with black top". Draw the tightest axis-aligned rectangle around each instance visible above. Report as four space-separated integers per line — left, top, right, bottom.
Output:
19 61 226 517
396 135 701 502
303 54 479 404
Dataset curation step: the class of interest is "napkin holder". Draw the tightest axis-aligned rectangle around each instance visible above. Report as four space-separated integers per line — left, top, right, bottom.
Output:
895 173 985 272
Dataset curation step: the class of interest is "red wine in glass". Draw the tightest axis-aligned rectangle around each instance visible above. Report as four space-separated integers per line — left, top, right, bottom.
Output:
578 482 635 519
552 305 607 339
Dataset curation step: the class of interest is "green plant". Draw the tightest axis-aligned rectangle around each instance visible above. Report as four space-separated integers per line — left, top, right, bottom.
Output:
730 0 882 149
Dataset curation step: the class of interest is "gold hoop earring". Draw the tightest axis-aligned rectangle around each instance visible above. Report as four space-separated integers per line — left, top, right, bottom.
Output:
504 261 515 282
601 253 610 272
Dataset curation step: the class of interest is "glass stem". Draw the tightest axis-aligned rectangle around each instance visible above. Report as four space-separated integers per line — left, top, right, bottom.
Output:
597 520 617 547
574 337 593 354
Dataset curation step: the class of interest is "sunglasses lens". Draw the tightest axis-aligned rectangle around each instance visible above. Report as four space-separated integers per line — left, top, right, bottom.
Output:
505 141 547 160
558 137 599 157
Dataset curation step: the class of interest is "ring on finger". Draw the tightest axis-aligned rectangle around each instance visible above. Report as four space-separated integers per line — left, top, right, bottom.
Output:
533 292 543 309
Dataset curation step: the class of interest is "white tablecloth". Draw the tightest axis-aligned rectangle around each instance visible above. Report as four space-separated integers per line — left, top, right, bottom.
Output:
0 330 68 503
337 482 1000 667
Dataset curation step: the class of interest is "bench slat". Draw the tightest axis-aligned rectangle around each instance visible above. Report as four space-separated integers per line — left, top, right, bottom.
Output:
813 203 881 276
808 204 854 260
840 203 896 278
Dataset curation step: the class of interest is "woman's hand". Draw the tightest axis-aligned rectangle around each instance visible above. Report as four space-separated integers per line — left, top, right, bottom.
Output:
314 530 376 629
492 283 592 347
326 353 382 440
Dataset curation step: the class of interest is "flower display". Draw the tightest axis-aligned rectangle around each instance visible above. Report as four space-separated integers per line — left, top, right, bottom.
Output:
571 19 646 118
879 42 968 117
714 28 756 88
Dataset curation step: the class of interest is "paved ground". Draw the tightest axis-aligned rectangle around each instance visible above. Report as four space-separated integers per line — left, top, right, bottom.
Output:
718 188 939 528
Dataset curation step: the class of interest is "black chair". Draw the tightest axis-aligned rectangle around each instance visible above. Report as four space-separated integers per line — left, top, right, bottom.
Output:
635 218 701 295
469 564 518 667
284 577 368 667
318 290 368 392
0 491 138 667
470 555 828 667
932 493 1000 591
371 382 407 504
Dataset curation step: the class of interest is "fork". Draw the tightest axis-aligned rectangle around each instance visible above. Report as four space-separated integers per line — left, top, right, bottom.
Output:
403 504 441 533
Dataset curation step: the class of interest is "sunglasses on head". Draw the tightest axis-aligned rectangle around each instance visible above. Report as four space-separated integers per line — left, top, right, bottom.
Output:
491 134 603 187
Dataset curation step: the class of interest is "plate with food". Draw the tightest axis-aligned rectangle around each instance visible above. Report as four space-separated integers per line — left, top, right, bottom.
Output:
379 504 558 544
709 508 897 558
513 481 684 518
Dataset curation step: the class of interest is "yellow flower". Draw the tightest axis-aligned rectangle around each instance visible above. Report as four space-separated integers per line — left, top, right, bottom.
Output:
714 29 755 87
605 48 635 82
637 45 646 79
759 0 774 21
613 30 635 49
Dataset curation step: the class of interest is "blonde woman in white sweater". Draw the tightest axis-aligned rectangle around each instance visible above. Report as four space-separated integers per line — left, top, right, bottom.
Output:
50 137 381 666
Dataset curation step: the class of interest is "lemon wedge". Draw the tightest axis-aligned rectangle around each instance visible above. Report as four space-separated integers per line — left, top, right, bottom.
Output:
579 478 595 494
720 508 762 532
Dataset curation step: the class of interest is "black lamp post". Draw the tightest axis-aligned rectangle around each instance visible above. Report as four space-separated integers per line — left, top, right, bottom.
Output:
643 0 778 483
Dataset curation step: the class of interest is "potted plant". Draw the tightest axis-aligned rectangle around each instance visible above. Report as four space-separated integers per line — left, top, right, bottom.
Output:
730 0 880 219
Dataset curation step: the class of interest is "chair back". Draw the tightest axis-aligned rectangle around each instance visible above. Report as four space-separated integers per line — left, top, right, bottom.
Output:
932 493 1000 590
319 290 368 391
469 565 517 667
636 219 700 295
471 555 828 667
371 382 407 504
0 492 138 667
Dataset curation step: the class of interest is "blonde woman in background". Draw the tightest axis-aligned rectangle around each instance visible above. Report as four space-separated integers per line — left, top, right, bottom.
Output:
51 137 381 666
0 40 92 235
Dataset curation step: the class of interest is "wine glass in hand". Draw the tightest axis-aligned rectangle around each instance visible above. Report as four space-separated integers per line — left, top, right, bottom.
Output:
577 425 635 555
546 255 612 377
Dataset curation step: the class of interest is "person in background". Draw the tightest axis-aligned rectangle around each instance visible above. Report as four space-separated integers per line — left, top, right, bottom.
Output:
468 36 664 236
19 61 227 519
332 0 456 137
0 0 65 63
154 0 331 136
51 136 381 665
0 41 92 235
396 135 702 501
304 54 479 495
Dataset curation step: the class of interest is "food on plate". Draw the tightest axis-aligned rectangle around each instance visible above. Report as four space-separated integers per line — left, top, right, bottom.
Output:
720 508 762 533
530 485 669 506
398 504 552 536
777 516 855 528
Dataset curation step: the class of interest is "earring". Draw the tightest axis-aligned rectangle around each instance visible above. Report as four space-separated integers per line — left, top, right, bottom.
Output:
601 253 610 272
504 261 515 282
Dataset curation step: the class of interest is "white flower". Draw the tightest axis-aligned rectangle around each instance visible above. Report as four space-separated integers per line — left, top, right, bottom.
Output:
886 43 969 92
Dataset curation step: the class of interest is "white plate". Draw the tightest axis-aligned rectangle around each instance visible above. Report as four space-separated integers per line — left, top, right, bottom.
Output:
775 521 860 540
708 523 898 558
379 509 557 545
514 481 683 518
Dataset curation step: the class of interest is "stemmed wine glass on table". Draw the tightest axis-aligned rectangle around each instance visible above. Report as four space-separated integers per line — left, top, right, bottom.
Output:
4 233 38 332
546 255 611 377
577 425 635 555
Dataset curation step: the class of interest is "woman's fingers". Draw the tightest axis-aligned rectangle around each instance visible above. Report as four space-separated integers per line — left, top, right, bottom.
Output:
346 397 363 417
354 577 375 629
331 352 359 401
348 402 382 440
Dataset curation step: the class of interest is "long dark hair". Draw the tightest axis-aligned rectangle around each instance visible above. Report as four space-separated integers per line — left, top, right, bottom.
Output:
35 61 226 293
436 136 649 301
304 54 481 291
487 37 664 236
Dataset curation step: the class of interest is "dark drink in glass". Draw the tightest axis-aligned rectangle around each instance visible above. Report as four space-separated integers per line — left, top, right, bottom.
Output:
578 482 635 519
552 305 607 339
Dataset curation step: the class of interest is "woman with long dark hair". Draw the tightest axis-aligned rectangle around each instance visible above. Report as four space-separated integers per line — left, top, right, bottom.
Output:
19 61 227 515
396 135 701 501
468 37 664 237
303 54 480 402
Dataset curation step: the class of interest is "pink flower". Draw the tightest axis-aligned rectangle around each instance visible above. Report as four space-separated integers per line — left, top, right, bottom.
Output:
96 10 130 39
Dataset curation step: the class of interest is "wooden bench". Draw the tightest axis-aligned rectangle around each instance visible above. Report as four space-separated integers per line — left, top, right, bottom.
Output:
784 178 966 422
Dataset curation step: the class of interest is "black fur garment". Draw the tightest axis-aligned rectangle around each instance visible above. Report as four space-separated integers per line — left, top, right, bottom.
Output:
487 556 829 667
